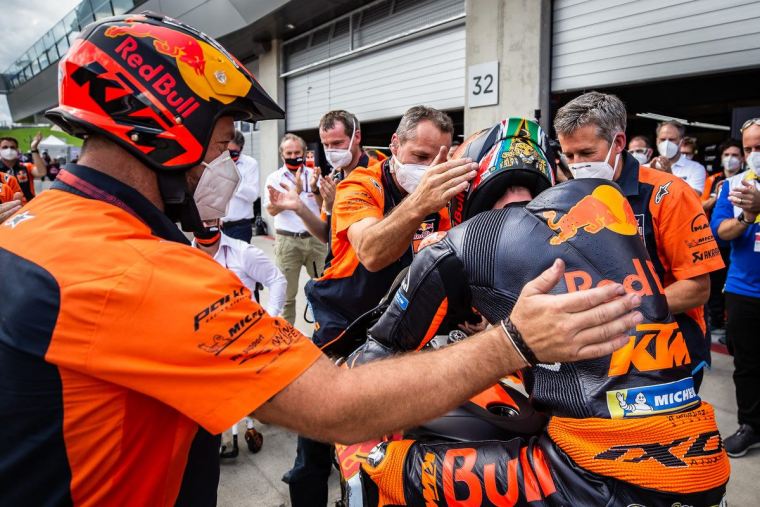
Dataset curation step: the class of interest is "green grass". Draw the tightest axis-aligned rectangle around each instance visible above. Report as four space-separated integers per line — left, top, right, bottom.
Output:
0 126 82 152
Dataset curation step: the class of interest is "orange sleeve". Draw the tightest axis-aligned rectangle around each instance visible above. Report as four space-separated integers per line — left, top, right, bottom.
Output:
0 183 12 203
84 245 322 434
5 174 21 197
332 171 384 236
652 177 724 281
700 174 715 202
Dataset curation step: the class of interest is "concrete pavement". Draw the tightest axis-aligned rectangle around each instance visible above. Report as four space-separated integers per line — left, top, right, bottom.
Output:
217 236 759 506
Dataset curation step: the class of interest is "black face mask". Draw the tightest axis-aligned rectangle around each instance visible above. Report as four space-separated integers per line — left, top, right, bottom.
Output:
193 225 221 244
284 157 304 170
229 149 241 162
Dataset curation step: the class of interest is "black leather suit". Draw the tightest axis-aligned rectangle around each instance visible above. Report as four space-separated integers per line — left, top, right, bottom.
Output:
351 179 729 507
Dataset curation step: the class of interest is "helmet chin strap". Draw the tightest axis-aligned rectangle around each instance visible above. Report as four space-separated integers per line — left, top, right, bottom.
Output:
156 171 204 232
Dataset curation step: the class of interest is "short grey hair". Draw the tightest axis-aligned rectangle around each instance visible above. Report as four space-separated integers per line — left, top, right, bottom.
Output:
656 120 685 140
554 91 627 142
395 106 454 144
279 133 307 153
232 129 245 148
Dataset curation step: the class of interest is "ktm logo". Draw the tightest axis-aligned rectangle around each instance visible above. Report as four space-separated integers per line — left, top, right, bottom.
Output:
421 452 439 506
595 430 723 468
608 322 691 376
544 185 638 245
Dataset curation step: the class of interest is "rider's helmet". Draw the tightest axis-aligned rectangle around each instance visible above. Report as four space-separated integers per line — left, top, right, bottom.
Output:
450 117 556 226
45 12 283 223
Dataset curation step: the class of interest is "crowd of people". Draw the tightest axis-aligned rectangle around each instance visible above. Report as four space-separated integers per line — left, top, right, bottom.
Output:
1 11 759 507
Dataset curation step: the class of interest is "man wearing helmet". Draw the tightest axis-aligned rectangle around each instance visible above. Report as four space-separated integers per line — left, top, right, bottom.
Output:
0 13 643 506
344 118 729 506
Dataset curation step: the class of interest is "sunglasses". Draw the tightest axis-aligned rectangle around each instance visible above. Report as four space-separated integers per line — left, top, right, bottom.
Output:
741 118 760 133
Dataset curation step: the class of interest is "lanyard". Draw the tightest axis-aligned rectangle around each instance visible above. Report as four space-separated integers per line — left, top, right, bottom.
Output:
284 168 310 194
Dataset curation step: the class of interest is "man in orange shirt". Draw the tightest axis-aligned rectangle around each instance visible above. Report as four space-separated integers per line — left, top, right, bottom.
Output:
556 91 724 390
0 13 642 507
0 134 46 202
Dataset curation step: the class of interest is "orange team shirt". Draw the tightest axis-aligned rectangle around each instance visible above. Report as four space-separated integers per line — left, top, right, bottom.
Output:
0 185 321 505
638 165 724 333
323 163 451 281
0 171 22 201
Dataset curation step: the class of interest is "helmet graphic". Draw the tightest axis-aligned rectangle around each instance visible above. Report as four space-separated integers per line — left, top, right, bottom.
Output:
450 117 556 226
46 12 284 172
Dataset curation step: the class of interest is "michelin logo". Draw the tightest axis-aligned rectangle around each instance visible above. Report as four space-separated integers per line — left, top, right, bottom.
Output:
607 377 699 419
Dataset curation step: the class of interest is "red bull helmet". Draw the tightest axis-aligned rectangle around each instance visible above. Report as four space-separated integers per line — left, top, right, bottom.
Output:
450 117 556 226
46 11 283 172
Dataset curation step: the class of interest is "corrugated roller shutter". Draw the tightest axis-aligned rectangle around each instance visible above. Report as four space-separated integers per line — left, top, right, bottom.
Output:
285 26 465 130
552 0 760 92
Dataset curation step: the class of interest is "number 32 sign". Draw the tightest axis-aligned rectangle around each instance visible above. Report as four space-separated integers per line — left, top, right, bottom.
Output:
468 61 499 108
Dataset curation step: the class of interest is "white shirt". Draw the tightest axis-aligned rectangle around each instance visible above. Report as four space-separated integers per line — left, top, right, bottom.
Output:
671 155 707 193
263 165 321 233
193 234 287 316
224 153 259 222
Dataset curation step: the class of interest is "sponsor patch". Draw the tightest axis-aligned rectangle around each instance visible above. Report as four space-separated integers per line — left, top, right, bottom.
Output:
607 377 700 419
394 290 409 310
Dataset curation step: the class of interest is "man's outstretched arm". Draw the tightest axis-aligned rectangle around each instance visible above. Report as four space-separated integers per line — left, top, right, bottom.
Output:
254 259 642 444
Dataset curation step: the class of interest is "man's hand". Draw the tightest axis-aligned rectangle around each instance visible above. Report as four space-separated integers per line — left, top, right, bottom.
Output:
320 175 338 213
729 179 760 215
650 156 672 173
0 192 23 223
509 259 642 364
309 167 320 193
408 146 478 216
267 184 302 213
31 132 42 151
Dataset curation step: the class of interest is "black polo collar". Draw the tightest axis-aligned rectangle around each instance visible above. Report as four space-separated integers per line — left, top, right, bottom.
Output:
614 151 640 197
52 164 189 244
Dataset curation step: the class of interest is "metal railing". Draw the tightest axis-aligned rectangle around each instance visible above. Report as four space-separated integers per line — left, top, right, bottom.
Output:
2 0 142 92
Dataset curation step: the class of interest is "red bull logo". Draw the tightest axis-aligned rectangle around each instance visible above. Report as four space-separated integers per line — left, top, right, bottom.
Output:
105 23 206 75
105 22 252 110
543 185 637 245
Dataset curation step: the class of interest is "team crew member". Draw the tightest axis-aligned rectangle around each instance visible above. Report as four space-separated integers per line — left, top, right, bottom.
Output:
193 225 287 457
0 13 643 506
0 134 46 202
222 130 260 243
283 106 463 506
711 118 760 457
555 92 724 389
651 120 707 195
352 118 729 507
268 110 377 248
263 133 327 324
702 139 744 335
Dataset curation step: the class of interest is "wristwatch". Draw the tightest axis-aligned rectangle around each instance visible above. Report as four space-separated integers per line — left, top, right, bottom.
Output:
737 212 754 225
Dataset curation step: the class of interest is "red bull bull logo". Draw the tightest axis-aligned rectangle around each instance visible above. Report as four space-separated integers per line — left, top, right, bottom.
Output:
543 185 637 245
105 23 206 75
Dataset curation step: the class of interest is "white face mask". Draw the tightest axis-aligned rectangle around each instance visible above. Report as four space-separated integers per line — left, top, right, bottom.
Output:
0 148 18 161
194 150 240 223
722 155 742 176
391 156 429 194
324 119 356 170
657 139 680 159
569 138 619 180
630 151 650 166
747 151 760 173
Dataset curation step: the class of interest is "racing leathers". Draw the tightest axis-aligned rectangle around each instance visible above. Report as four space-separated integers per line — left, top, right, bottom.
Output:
351 178 729 506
